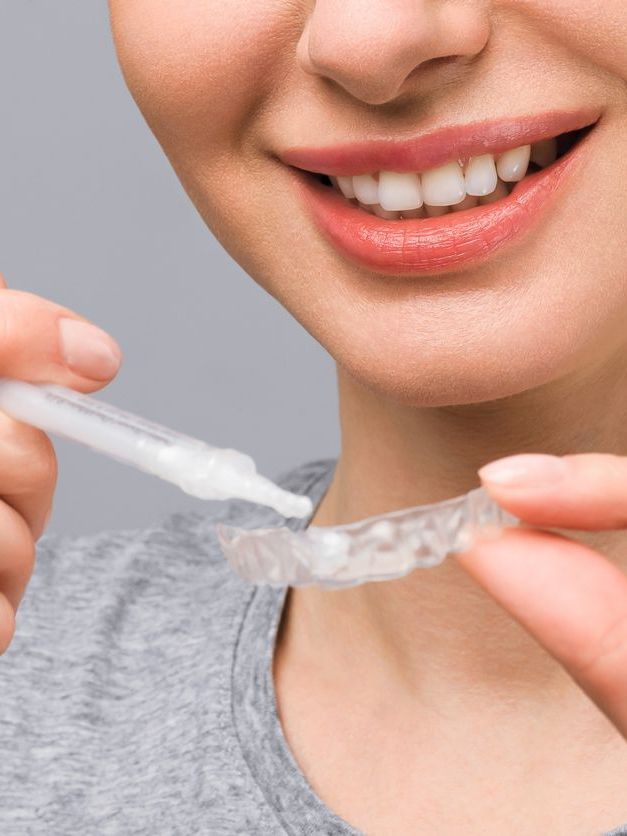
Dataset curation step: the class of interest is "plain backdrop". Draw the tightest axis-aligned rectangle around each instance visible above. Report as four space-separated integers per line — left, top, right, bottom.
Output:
0 3 339 536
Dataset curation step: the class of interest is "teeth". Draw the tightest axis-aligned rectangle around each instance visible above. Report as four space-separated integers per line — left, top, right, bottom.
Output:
496 145 531 182
378 171 423 211
464 154 498 197
337 175 356 199
372 204 400 219
327 140 550 217
478 179 509 204
352 173 379 205
451 193 479 212
421 161 466 206
530 138 557 168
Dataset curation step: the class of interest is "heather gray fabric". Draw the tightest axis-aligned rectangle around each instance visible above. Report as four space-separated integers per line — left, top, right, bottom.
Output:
0 457 625 835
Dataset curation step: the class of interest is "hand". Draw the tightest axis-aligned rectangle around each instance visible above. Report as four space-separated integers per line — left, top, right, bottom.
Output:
455 452 627 737
0 273 122 655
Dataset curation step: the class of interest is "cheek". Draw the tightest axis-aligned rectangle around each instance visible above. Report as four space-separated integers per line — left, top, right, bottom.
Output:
504 0 627 81
108 0 293 157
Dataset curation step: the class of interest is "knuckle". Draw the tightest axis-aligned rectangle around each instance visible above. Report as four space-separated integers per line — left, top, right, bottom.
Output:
0 289 63 359
29 433 58 490
0 290 33 352
0 423 58 492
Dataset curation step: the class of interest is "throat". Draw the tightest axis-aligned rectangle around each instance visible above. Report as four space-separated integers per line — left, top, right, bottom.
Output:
274 581 627 835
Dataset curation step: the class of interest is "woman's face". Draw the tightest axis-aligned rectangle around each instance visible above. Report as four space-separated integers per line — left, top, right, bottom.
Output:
109 1 627 406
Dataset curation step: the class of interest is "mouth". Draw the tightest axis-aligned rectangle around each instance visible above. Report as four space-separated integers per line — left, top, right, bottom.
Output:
281 109 600 275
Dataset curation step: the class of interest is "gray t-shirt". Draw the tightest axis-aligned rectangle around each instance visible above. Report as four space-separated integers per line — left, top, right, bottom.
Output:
0 457 625 835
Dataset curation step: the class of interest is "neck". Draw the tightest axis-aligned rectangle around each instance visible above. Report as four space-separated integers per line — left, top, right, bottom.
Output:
289 352 627 704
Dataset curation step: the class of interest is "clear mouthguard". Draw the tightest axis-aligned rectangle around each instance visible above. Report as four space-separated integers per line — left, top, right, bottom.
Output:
216 486 519 589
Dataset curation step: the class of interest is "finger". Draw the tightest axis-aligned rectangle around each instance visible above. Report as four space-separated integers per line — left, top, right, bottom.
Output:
0 592 16 655
0 412 57 540
0 288 122 392
456 526 627 737
478 453 627 530
0 500 36 612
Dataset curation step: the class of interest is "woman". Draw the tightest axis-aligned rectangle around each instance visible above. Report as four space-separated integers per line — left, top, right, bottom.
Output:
1 1 626 832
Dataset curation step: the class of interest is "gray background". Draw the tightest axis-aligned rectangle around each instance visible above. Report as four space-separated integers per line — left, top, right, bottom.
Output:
0 3 338 536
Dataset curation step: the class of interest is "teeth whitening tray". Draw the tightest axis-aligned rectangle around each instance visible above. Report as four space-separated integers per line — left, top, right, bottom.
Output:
0 379 519 590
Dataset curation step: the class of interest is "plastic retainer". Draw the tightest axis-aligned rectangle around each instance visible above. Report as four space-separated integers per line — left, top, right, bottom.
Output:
216 486 519 589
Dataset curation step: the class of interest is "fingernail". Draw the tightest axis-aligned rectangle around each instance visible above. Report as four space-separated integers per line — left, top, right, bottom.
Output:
59 318 122 380
478 454 569 488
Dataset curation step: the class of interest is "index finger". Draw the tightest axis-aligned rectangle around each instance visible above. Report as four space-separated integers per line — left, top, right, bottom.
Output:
0 288 122 392
478 453 627 530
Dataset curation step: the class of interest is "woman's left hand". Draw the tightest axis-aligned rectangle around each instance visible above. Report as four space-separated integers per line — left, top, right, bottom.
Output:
455 452 627 738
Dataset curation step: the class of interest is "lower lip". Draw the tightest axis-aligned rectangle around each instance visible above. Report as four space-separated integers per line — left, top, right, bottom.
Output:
295 135 592 276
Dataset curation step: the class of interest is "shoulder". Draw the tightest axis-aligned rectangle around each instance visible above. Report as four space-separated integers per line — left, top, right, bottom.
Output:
9 456 336 660
0 458 335 831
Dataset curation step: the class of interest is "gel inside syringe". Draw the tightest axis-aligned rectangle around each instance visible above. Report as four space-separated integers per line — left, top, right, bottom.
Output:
0 379 313 519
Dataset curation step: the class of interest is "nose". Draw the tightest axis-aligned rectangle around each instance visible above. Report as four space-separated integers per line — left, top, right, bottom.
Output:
297 0 491 106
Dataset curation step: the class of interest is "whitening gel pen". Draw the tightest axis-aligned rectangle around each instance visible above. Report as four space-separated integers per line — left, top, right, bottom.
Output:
0 379 313 519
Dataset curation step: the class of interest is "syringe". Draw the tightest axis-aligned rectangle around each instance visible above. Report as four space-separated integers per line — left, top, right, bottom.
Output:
0 379 313 519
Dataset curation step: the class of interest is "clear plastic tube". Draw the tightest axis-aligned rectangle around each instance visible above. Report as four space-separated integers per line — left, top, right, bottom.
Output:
0 380 519 589
0 379 312 519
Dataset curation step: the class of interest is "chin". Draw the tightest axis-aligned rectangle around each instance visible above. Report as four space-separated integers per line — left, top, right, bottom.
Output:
319 314 588 409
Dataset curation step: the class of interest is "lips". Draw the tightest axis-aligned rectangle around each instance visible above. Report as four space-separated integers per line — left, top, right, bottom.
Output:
281 108 600 176
280 108 600 276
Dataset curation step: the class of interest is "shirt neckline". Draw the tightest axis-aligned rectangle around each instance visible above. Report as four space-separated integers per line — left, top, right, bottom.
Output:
228 458 627 836
230 459 363 835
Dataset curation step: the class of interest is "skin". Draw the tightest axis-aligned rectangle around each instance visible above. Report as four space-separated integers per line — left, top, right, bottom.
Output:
0 278 122 648
3 0 626 832
109 0 627 831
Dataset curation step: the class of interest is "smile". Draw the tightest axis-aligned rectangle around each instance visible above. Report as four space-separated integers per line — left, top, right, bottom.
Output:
281 109 600 275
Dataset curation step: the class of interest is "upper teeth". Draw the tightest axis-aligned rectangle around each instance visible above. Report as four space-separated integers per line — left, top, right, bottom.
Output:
378 171 422 211
331 139 557 214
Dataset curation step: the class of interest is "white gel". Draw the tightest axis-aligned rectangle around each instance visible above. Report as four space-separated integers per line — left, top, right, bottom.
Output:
0 380 312 519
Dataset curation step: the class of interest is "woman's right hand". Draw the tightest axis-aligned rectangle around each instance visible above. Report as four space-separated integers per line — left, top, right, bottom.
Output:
0 274 122 655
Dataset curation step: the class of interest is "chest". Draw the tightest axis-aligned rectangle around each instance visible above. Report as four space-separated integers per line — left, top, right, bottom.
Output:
275 678 627 834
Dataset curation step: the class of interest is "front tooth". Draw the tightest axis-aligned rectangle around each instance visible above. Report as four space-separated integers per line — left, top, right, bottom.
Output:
530 138 557 168
352 174 379 205
478 179 509 204
337 175 356 199
496 145 531 182
421 161 466 206
378 171 423 211
464 154 498 196
372 204 399 219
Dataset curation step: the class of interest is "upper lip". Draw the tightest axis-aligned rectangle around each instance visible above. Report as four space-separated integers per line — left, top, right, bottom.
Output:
279 108 601 176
